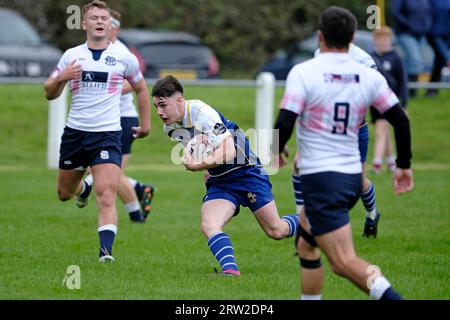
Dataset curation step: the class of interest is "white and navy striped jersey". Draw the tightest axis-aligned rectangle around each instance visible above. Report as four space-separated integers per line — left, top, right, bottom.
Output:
51 42 143 132
281 52 398 175
113 39 138 118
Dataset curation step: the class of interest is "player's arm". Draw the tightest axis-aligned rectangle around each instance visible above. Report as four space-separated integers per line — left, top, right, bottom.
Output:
207 134 236 168
130 79 151 139
184 108 235 171
372 72 413 194
272 109 297 167
122 79 133 94
382 104 413 194
123 51 150 138
184 135 235 171
44 60 81 100
272 66 304 168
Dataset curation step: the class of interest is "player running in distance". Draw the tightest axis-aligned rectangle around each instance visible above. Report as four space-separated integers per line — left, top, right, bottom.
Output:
80 8 156 223
44 0 151 262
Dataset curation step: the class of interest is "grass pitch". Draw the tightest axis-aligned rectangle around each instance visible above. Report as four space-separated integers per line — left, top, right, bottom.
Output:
0 84 449 299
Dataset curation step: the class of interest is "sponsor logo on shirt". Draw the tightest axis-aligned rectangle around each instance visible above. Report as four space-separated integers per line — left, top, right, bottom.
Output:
82 71 108 83
324 73 360 83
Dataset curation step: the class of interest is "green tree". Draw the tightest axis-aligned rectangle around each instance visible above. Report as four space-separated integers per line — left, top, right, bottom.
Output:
0 0 374 77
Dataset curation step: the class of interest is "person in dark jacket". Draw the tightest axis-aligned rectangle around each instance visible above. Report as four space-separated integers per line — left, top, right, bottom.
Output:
370 26 408 175
390 0 432 98
426 0 450 96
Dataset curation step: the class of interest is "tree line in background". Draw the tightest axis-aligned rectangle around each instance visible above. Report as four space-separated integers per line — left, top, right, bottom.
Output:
1 0 373 76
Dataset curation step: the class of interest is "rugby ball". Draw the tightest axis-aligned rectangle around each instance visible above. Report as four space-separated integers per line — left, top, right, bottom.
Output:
186 134 214 163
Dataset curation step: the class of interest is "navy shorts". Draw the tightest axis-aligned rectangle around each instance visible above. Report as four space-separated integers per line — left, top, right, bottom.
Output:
59 127 122 170
120 117 139 155
302 171 362 236
203 166 274 216
358 122 369 163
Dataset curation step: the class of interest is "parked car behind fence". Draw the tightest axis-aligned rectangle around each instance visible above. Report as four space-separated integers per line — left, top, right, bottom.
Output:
258 30 433 80
119 28 220 80
0 7 62 78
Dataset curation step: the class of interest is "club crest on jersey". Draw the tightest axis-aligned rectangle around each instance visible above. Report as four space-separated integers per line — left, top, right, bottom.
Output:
104 56 116 66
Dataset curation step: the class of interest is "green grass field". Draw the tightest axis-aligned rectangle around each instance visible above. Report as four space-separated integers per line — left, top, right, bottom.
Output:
0 84 449 300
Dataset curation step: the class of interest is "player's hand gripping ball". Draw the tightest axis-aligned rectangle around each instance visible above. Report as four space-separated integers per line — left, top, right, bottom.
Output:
185 134 214 163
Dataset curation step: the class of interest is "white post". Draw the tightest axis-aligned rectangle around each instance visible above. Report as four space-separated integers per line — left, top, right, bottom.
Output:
47 85 68 169
255 72 275 166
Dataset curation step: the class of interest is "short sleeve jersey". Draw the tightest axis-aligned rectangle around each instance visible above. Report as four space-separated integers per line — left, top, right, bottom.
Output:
51 42 143 131
113 39 138 118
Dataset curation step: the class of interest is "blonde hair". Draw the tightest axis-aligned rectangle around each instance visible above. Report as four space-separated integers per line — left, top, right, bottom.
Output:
373 26 392 38
110 9 121 21
82 0 110 17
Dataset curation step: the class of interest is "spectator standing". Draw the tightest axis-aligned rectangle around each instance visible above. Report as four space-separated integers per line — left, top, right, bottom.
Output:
390 0 432 98
370 26 408 174
426 0 450 97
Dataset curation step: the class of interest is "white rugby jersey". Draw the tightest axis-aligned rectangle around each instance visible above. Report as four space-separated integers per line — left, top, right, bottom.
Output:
113 39 138 118
314 43 377 69
281 52 399 175
163 100 231 149
51 42 143 131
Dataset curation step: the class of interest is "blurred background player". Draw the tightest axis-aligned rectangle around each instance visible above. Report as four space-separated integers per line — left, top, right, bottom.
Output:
273 6 413 299
370 26 408 175
152 75 299 276
44 1 150 262
81 9 156 223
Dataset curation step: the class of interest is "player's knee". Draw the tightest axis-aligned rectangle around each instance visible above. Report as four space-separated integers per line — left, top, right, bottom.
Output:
200 221 221 238
95 188 115 208
57 189 73 202
297 239 319 260
97 196 115 209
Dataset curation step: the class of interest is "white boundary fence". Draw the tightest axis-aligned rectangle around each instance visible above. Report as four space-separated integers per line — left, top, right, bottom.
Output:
40 74 277 169
47 85 68 169
1 76 450 169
